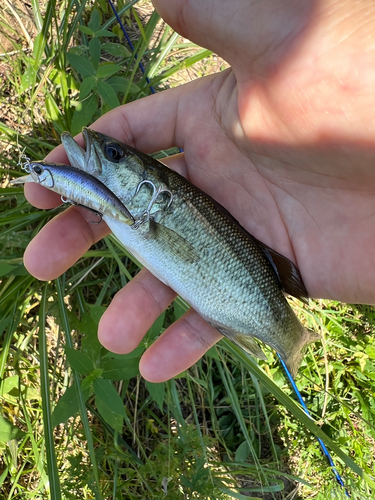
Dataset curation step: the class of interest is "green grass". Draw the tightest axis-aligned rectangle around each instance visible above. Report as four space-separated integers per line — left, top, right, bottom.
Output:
0 1 375 499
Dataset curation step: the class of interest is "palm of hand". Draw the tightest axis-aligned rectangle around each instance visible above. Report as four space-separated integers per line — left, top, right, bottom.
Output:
179 67 375 305
23 0 375 380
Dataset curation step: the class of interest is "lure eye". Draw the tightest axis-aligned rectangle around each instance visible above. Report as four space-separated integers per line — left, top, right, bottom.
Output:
32 165 43 175
105 142 125 162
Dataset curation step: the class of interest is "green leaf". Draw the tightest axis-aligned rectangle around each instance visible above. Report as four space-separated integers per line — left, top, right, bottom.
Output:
100 356 140 380
111 25 123 41
20 66 37 92
205 346 220 360
68 45 87 56
0 415 25 443
101 42 131 58
80 76 96 99
45 94 65 135
235 441 251 462
145 311 165 342
67 52 95 78
88 8 101 32
365 345 375 359
95 29 116 38
32 31 44 65
71 93 98 136
65 346 93 375
94 378 125 433
77 25 94 36
81 373 95 393
86 304 106 326
0 262 17 278
89 37 101 69
97 80 120 110
80 307 104 365
150 49 213 86
51 383 91 426
39 283 61 499
106 76 140 95
96 63 122 80
145 381 165 412
0 375 19 396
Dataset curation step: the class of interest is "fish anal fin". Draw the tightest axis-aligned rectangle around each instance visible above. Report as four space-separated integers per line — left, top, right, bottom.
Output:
233 332 267 360
208 320 267 361
256 240 309 303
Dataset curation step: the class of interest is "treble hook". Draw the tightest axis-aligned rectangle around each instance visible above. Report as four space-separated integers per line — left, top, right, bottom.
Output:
131 179 173 230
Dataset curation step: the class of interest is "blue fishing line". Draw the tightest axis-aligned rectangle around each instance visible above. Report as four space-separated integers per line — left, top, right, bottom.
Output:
105 0 349 495
106 0 156 94
277 354 350 497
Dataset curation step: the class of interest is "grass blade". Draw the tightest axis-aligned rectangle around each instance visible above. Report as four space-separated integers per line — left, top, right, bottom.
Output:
39 282 62 499
55 277 103 500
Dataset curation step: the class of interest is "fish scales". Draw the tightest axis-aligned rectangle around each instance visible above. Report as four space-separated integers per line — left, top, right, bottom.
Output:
136 168 304 352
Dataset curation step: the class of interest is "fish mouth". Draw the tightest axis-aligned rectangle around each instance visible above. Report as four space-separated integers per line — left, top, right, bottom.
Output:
61 128 102 176
82 127 92 164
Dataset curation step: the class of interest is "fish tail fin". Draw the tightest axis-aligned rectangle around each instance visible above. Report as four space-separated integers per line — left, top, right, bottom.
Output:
281 328 320 377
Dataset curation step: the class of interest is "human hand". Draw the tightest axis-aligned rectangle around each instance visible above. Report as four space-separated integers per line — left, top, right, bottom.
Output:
24 0 375 381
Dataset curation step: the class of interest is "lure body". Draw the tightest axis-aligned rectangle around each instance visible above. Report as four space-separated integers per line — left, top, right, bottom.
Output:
12 162 134 225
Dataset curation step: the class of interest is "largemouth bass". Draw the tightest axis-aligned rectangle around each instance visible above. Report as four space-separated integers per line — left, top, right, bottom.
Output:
13 128 320 375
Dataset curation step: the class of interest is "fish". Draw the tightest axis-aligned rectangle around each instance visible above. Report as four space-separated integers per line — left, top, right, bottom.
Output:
13 128 320 375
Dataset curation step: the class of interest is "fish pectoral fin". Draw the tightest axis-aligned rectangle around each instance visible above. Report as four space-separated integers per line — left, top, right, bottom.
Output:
209 321 267 361
147 219 199 264
256 239 309 303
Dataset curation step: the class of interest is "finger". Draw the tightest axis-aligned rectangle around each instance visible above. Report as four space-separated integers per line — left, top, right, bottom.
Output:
98 268 176 353
140 309 222 383
23 206 110 280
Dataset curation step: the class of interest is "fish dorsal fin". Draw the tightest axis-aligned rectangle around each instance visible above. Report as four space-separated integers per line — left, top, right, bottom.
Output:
256 240 309 303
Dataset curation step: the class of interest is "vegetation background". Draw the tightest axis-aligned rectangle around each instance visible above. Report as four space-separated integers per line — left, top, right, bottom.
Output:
0 1 374 498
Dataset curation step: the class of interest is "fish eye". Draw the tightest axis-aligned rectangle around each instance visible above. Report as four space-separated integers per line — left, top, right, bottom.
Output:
105 142 125 162
32 165 43 175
